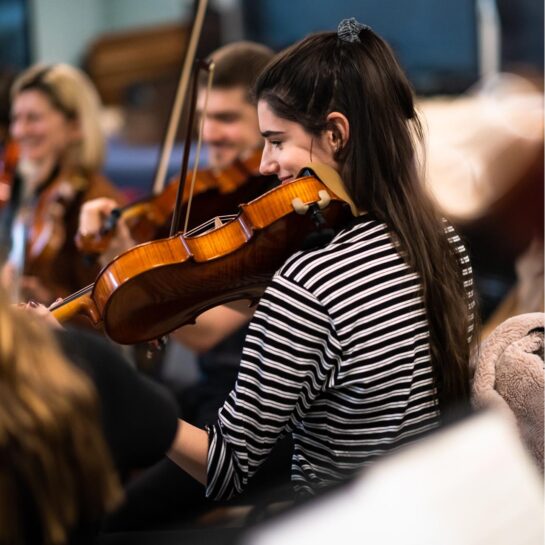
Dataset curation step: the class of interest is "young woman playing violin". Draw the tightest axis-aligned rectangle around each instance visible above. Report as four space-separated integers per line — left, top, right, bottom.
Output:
165 18 476 500
0 64 124 305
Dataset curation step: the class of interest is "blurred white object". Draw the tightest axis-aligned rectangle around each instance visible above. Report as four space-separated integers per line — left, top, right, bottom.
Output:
245 410 544 545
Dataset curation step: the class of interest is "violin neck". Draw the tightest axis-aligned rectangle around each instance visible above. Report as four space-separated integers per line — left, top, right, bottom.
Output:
50 284 101 326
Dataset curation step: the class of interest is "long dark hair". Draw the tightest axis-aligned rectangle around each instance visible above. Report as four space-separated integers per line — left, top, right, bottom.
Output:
255 27 476 415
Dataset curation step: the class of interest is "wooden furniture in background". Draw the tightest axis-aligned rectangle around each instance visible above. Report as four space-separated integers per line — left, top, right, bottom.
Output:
84 23 188 105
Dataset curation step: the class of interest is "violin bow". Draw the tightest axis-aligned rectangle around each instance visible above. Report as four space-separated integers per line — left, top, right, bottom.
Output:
170 59 215 236
151 0 208 197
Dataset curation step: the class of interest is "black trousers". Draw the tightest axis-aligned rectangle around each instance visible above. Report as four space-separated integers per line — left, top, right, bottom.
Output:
102 435 293 532
102 364 293 532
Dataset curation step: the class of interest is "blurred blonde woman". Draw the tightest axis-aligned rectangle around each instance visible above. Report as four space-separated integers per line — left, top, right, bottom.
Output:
0 63 124 304
0 279 181 543
0 286 122 545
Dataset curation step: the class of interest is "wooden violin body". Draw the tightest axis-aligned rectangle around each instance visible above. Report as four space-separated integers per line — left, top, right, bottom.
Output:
53 174 352 344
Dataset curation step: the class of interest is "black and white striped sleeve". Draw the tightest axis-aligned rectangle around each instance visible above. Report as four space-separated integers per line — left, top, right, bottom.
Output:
444 222 475 341
205 273 341 500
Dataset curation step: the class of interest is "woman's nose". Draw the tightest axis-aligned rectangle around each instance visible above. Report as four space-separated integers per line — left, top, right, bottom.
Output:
259 149 278 176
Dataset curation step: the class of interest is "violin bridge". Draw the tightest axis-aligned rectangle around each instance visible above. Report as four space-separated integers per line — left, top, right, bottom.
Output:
186 214 236 237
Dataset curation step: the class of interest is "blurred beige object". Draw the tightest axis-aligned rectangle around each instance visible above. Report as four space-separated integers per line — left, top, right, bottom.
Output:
419 73 544 223
471 312 544 470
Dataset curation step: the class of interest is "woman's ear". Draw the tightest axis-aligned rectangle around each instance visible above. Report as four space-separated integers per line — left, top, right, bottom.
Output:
325 111 350 153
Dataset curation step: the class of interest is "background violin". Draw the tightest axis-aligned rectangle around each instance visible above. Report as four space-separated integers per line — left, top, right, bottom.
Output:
16 167 123 305
52 170 353 344
75 0 235 258
25 171 87 271
76 148 276 255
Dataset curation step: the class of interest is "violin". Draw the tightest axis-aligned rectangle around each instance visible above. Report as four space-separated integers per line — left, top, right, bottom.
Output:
0 140 18 209
76 148 276 255
26 171 87 273
51 168 353 344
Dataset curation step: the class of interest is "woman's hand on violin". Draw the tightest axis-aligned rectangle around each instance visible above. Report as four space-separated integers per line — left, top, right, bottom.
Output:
79 197 119 238
77 197 136 264
15 299 63 329
97 218 135 266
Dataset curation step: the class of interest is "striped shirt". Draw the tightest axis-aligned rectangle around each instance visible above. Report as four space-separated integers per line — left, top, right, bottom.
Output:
206 212 473 499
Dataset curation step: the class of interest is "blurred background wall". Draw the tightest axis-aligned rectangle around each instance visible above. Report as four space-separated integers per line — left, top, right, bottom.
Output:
29 0 190 66
1 0 543 83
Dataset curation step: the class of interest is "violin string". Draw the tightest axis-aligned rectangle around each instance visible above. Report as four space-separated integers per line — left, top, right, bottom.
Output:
186 214 235 237
49 283 93 310
183 61 215 234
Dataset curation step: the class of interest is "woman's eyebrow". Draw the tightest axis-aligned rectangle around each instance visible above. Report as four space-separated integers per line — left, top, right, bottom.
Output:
261 130 285 138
